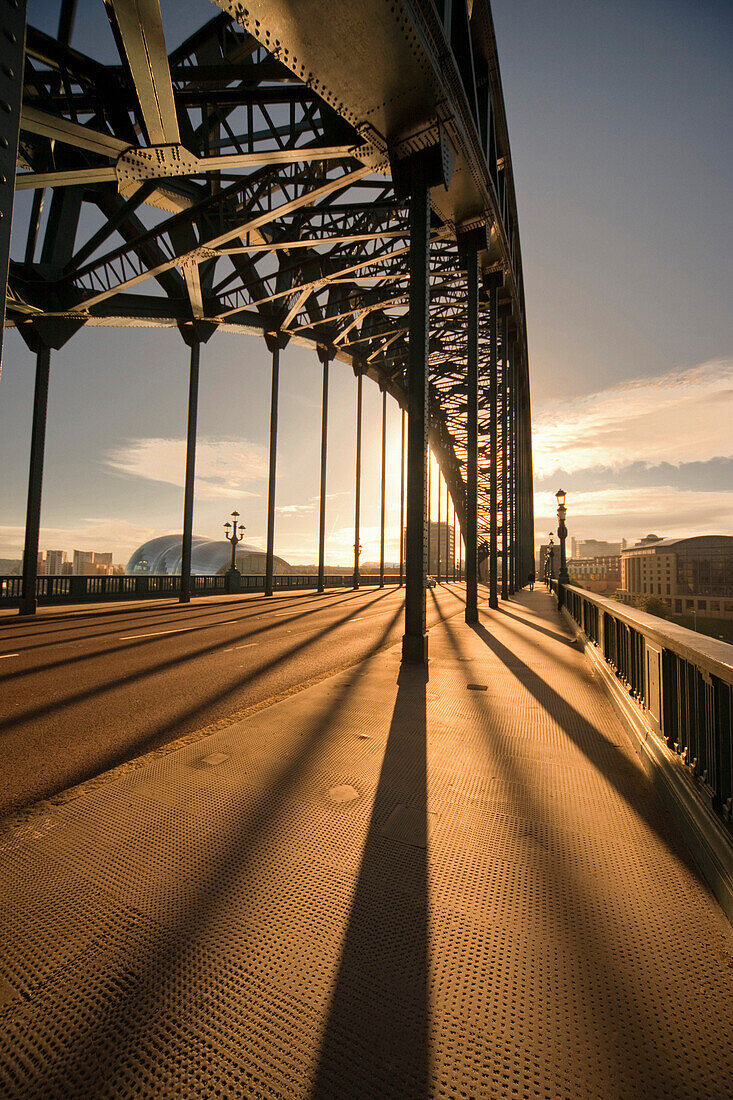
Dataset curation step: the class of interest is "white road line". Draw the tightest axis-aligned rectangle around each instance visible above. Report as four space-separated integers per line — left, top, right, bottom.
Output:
119 628 192 640
0 653 19 659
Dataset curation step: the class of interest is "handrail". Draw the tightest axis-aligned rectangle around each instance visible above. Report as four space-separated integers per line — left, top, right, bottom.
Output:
558 581 733 829
0 572 404 606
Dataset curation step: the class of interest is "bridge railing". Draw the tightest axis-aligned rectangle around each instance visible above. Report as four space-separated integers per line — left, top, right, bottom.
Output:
559 582 733 831
0 573 403 607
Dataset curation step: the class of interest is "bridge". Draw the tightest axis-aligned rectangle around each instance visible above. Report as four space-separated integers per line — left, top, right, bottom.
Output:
0 2 732 1097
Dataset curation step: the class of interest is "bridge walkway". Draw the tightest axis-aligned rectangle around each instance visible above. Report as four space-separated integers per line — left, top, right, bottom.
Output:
1 589 732 1098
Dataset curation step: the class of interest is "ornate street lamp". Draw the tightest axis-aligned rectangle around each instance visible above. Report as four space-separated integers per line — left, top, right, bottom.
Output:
544 534 555 586
224 510 245 574
556 489 569 607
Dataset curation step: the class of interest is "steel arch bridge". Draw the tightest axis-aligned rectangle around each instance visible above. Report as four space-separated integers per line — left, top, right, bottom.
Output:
0 0 534 660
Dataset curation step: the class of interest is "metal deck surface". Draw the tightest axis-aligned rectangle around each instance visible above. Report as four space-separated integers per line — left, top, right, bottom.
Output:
1 590 732 1098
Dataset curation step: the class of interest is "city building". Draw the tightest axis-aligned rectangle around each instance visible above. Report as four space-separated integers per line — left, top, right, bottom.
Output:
45 550 67 574
567 555 621 595
538 543 557 580
402 521 456 577
619 535 733 619
72 549 115 576
570 537 625 559
126 534 293 576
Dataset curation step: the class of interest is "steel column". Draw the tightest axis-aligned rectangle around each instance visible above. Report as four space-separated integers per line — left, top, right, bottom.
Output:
353 370 363 589
501 315 509 600
402 166 430 663
488 282 499 608
509 342 517 594
0 0 26 374
399 406 405 586
465 244 479 624
265 346 280 597
379 387 386 587
452 505 456 580
436 468 441 583
19 349 51 616
426 454 432 577
317 355 329 593
180 340 200 604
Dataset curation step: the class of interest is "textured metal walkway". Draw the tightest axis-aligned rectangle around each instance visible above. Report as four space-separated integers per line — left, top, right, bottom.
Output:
1 589 732 1098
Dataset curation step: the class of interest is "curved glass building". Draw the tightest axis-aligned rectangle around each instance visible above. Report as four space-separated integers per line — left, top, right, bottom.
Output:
126 535 291 576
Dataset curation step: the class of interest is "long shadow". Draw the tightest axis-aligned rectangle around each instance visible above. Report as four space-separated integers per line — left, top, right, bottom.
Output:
41 606 407 1095
310 661 428 1099
438 612 686 1095
0 586 397 698
0 586 379 649
470 620 681 854
497 606 578 648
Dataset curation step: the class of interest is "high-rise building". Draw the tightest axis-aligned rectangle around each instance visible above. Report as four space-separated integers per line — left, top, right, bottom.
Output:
45 550 67 574
402 521 456 577
73 550 115 575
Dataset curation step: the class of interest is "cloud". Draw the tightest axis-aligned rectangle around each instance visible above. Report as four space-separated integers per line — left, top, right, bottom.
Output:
106 437 268 499
534 456 733 493
532 357 733 478
0 519 169 562
534 485 733 547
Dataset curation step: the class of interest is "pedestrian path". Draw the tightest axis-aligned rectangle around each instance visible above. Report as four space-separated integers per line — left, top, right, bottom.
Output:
1 589 732 1098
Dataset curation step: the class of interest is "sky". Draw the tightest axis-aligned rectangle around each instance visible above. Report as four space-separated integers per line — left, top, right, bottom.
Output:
0 0 731 567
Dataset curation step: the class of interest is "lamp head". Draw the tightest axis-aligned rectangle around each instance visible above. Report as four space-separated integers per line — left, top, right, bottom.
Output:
555 488 566 507
224 521 231 531
231 510 239 519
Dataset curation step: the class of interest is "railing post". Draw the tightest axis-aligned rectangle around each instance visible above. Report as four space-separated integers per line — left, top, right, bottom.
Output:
353 369 363 589
180 338 200 604
464 240 479 624
317 349 329 594
379 386 387 587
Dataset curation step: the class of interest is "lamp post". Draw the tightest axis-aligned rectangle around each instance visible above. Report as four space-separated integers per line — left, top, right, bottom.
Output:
224 510 244 578
556 489 569 608
353 540 362 587
544 534 555 587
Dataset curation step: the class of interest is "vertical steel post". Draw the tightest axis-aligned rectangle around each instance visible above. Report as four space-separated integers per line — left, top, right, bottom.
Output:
19 348 51 615
459 528 462 582
446 476 450 581
399 406 405 586
501 315 509 600
0 0 26 376
180 340 200 604
426 454 432 578
379 387 386 587
265 345 280 597
436 467 441 583
402 165 430 662
317 355 329 593
488 282 499 609
353 370 363 589
452 504 456 580
465 244 479 624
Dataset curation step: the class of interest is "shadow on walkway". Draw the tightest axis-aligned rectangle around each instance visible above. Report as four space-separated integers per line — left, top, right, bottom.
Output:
310 662 428 1100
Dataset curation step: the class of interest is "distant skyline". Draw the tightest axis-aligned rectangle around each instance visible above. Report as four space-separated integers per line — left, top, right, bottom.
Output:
0 0 731 564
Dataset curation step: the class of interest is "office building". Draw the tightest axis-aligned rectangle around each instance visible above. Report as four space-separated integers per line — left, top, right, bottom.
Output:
619 535 733 619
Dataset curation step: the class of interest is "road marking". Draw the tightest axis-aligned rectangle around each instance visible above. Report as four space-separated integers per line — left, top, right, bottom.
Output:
0 653 19 660
233 643 257 649
119 628 192 640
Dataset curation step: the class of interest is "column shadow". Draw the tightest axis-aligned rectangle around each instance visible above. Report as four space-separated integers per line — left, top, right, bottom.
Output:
309 661 428 1100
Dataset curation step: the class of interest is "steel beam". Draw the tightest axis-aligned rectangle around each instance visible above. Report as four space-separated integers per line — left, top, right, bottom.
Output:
379 387 386 587
437 468 441 584
488 280 499 609
265 345 280 597
353 370 363 589
19 349 51 616
317 352 329 594
426 452 432 578
399 406 405 587
401 166 430 663
0 0 27 373
464 244 479 625
179 339 200 604
501 314 509 601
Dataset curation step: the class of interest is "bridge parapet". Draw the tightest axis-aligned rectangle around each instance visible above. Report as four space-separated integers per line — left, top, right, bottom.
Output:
559 581 733 919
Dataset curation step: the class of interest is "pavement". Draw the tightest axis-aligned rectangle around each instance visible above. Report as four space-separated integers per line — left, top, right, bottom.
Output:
0 584 465 816
1 588 732 1098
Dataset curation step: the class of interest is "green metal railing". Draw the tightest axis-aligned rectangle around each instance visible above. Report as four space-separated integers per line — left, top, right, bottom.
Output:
559 582 733 829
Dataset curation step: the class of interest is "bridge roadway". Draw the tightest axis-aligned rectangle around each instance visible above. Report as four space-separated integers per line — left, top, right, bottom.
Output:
1 589 733 1097
0 584 466 818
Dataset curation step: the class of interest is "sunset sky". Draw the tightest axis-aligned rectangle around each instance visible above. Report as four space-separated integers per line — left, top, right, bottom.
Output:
0 0 730 567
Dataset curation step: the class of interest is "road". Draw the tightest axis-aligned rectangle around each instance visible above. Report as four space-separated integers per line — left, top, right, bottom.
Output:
0 583 467 816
